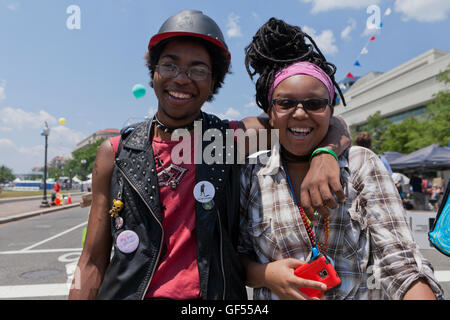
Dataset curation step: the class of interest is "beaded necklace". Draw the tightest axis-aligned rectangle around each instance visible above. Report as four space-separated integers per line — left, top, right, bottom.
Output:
282 159 329 254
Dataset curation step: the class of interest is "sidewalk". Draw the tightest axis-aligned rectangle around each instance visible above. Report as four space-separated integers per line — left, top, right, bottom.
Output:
0 194 85 224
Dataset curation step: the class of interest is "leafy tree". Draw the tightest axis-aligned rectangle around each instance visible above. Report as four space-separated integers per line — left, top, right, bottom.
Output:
351 111 391 153
356 64 450 154
46 139 105 181
48 166 65 180
380 117 433 153
0 165 16 183
424 64 450 147
68 138 105 180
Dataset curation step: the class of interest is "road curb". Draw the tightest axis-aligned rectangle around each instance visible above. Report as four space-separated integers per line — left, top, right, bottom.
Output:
0 203 81 225
0 192 84 204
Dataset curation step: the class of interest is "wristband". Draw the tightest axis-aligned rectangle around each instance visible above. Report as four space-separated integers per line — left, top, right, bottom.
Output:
309 148 338 163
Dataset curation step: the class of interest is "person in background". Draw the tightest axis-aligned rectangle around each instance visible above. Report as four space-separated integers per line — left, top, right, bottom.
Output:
51 180 61 206
392 172 414 210
429 182 443 211
54 180 61 193
354 132 393 175
410 173 425 210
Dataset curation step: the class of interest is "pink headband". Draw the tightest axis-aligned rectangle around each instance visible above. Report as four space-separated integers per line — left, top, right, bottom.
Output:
268 61 335 104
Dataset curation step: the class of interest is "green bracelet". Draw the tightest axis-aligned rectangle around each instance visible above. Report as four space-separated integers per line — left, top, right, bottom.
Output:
309 148 338 163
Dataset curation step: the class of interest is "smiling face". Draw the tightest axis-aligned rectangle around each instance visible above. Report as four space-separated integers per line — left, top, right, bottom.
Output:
269 74 333 157
152 39 214 127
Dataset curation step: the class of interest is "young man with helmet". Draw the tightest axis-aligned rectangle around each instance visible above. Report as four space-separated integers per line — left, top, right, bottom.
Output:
68 10 350 300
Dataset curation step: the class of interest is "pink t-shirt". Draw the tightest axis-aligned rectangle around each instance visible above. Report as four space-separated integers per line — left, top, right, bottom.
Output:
144 135 199 299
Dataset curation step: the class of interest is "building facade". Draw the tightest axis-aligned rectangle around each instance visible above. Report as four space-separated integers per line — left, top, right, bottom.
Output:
335 49 450 129
74 128 120 152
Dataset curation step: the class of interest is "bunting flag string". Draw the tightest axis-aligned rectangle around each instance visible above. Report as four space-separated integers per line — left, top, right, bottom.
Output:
346 72 356 79
344 1 396 80
351 36 374 71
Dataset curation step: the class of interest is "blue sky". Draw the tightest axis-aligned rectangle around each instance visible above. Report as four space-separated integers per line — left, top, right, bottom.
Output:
1 0 450 173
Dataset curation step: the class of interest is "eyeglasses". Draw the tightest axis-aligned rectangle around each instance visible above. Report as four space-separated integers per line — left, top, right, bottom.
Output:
156 63 212 82
271 98 329 114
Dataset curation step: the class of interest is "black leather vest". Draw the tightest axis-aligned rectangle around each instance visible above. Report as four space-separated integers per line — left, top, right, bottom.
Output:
97 112 247 300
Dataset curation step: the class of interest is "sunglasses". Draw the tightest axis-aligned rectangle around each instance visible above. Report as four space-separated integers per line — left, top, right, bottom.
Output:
271 98 329 114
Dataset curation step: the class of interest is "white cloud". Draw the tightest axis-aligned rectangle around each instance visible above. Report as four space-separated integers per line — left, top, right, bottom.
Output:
201 102 213 113
0 81 5 103
50 125 85 148
244 101 257 108
0 106 87 172
17 126 84 171
226 13 243 38
301 0 381 13
251 12 260 21
219 107 241 120
394 0 450 23
302 26 338 55
302 0 450 23
341 18 356 40
0 107 84 145
0 138 14 148
1 123 84 158
3 0 20 11
17 144 43 157
0 107 57 130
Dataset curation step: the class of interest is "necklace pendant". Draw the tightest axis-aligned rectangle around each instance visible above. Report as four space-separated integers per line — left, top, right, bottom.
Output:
170 180 177 189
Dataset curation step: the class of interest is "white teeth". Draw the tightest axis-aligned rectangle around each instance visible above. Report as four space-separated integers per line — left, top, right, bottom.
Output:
290 128 312 133
168 91 192 99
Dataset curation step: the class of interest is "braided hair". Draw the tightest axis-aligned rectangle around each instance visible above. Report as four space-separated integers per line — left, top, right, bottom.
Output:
245 18 346 112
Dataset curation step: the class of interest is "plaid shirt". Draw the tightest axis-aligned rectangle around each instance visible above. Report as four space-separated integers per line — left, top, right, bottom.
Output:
238 144 444 300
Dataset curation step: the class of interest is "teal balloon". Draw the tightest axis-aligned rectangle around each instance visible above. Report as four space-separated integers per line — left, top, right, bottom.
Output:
132 84 146 99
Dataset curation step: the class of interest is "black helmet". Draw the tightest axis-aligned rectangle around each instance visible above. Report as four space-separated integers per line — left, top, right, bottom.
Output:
148 10 230 61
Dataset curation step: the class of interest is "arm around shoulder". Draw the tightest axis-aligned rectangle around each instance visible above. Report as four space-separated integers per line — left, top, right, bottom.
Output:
68 139 115 299
317 116 351 156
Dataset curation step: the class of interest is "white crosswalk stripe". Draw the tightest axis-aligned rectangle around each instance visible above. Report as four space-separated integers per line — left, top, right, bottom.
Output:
0 283 70 299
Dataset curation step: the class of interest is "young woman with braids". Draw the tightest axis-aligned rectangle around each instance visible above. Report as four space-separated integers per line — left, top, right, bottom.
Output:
238 18 443 300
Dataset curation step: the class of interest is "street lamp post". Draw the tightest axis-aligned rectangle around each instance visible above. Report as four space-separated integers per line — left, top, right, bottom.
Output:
40 122 51 208
80 159 86 192
69 168 73 190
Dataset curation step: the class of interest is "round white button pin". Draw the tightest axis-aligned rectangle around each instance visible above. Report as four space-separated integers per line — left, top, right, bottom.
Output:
116 230 139 253
193 181 215 203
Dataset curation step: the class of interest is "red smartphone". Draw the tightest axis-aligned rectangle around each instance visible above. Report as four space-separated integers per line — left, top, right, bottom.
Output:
294 254 341 298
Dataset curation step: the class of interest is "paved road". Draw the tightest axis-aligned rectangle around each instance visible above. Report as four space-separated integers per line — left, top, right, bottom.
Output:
0 206 448 300
0 194 83 221
0 206 89 299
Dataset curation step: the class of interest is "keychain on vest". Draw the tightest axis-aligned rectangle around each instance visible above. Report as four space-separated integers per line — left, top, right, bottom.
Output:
109 177 124 230
109 177 140 254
